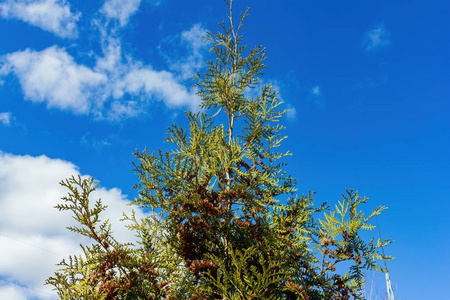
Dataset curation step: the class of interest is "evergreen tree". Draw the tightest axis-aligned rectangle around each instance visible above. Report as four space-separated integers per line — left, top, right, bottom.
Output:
46 1 392 299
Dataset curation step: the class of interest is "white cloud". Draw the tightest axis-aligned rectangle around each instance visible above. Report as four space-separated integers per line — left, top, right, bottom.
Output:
0 285 28 300
100 0 141 27
161 23 208 80
181 23 206 51
0 0 81 38
0 152 148 299
99 0 162 26
0 40 200 120
177 23 207 79
98 37 201 118
1 46 106 114
117 66 200 108
362 24 390 51
0 112 12 125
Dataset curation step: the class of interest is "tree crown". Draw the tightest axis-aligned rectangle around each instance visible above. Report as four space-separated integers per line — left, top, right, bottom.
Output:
47 2 392 299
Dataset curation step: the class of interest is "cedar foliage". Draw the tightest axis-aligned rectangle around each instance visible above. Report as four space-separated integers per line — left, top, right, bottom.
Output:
46 1 392 299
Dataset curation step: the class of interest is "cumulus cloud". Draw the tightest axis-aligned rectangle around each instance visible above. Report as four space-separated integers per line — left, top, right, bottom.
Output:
0 0 80 38
0 40 200 120
0 152 148 299
0 112 12 125
0 6 204 121
362 23 390 51
1 46 106 114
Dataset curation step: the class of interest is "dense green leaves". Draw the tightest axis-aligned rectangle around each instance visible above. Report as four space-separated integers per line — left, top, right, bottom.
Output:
47 1 392 299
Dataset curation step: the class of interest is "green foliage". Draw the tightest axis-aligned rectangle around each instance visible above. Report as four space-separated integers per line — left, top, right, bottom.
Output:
199 246 286 300
46 176 182 299
47 1 392 299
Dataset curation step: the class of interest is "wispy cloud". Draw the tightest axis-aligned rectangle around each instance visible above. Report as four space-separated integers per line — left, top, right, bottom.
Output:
80 133 126 151
286 104 297 120
0 152 148 299
160 23 208 80
311 85 321 96
0 0 81 38
362 23 390 52
309 85 324 108
0 112 12 126
100 0 141 26
100 0 161 27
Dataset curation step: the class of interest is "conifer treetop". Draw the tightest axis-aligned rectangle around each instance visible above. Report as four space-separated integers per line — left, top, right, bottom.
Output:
46 2 392 299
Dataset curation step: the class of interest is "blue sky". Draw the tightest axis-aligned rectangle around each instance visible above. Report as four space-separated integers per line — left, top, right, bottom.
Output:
0 0 449 299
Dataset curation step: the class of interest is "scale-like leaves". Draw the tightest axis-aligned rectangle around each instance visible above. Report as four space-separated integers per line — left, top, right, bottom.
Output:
47 1 392 299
